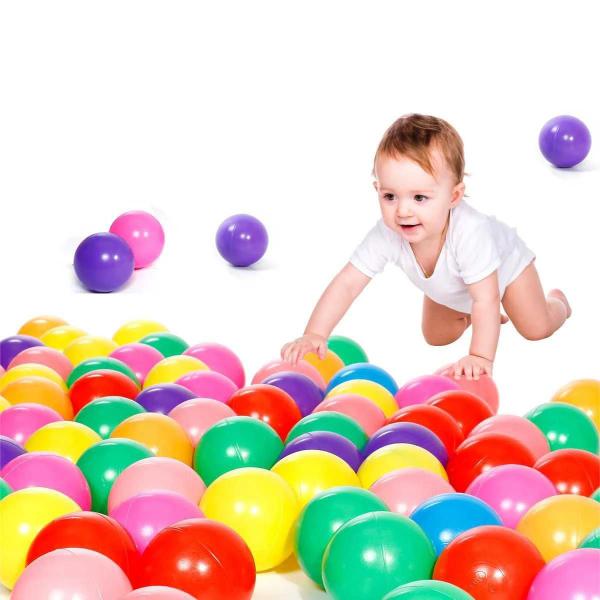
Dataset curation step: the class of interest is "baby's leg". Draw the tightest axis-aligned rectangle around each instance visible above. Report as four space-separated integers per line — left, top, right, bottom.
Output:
422 295 471 346
502 262 571 341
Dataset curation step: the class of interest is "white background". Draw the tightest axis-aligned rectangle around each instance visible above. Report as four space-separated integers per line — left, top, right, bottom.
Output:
0 1 598 598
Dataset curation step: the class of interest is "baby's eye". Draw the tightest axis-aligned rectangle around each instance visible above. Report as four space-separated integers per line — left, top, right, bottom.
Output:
414 194 429 202
383 193 395 201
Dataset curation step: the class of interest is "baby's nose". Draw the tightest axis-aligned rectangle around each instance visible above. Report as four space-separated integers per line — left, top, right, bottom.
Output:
396 199 413 217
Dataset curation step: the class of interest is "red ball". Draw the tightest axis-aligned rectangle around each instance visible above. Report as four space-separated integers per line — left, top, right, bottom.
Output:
433 525 544 599
447 432 535 492
137 518 255 600
70 369 140 415
534 448 600 495
427 390 494 437
26 511 139 583
227 384 302 440
386 404 464 456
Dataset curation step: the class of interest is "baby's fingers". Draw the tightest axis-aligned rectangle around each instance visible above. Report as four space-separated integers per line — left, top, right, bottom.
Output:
317 342 327 360
472 365 481 381
453 364 463 380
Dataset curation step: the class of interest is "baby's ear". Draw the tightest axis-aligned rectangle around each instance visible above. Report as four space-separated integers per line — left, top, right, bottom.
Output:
451 182 465 205
372 180 379 191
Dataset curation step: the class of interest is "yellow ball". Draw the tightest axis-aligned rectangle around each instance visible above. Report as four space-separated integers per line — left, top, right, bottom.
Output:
0 364 67 393
326 379 398 418
358 443 448 488
63 335 119 366
517 494 600 562
0 395 10 412
113 320 168 346
25 421 101 463
272 449 360 509
552 379 600 430
200 467 299 571
143 355 209 388
40 325 87 351
18 315 69 339
303 349 345 384
0 487 80 589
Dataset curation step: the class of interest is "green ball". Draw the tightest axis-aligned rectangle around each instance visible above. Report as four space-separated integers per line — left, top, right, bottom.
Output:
322 511 436 600
526 402 599 453
383 580 474 600
592 487 600 502
295 486 388 587
286 412 368 451
579 527 600 549
75 396 146 439
194 416 283 486
139 332 189 358
67 357 140 389
0 477 12 500
76 438 153 513
328 336 368 366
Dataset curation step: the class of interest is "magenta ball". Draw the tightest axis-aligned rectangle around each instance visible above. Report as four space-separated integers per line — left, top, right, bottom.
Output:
466 464 556 529
1 451 92 510
184 343 245 388
110 211 165 269
110 489 203 552
0 403 63 445
395 375 460 408
110 343 164 385
175 370 238 403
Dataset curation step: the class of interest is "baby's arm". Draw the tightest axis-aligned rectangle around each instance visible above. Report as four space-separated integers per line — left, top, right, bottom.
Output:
281 263 372 364
452 271 501 379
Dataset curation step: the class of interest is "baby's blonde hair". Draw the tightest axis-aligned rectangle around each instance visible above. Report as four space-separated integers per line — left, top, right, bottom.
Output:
373 114 466 185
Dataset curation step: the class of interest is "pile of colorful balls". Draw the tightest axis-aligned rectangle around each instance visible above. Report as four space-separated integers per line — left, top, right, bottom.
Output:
0 316 598 600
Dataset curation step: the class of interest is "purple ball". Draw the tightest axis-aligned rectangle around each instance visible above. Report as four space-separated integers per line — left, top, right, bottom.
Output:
362 422 448 465
0 435 26 469
539 115 592 168
74 232 135 292
0 335 44 370
135 383 197 414
262 371 324 416
215 214 268 267
280 431 361 471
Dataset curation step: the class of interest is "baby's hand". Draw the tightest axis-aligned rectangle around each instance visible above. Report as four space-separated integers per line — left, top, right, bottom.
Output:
281 333 328 365
449 355 493 381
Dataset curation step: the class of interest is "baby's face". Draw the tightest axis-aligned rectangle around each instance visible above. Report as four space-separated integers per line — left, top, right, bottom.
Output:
373 148 464 246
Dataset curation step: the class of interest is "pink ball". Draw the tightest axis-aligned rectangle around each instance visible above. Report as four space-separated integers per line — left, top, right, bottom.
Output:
122 587 195 599
470 414 550 461
108 456 205 513
252 359 326 389
435 366 500 414
175 370 237 403
0 403 63 445
313 394 386 436
169 397 236 446
395 375 460 409
109 210 165 269
466 464 556 529
1 451 92 510
12 548 132 600
8 346 73 380
184 343 245 388
110 343 164 385
110 490 203 552
370 467 455 516
528 549 600 600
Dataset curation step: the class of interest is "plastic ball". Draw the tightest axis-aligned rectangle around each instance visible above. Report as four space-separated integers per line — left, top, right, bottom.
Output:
1 376 73 419
539 115 592 168
551 378 600 429
433 525 545 599
176 370 237 403
26 511 139 582
579 528 600 550
262 371 324 416
437 371 499 414
322 511 436 600
140 332 189 357
0 395 10 412
286 411 368 450
122 588 195 599
110 210 165 269
169 398 236 446
327 335 369 366
25 421 101 463
193 416 282 485
200 467 298 571
184 342 245 388
137 518 256 599
295 486 388 586
0 403 62 445
18 315 68 339
0 335 43 370
315 394 386 436
110 343 164 385
113 320 168 346
327 379 398 417
64 335 118 366
0 477 12 499
70 369 140 414
326 362 398 396
8 346 73 380
0 435 26 469
383 580 474 600
281 431 361 471
0 363 67 392
40 325 87 351
75 396 146 439
535 448 600 495
395 375 459 408
427 390 493 436
74 232 135 292
302 349 345 384
108 456 205 513
143 355 208 388
66 356 139 389
1 451 91 510
215 213 268 267
136 383 196 414
0 487 80 589
516 494 600 561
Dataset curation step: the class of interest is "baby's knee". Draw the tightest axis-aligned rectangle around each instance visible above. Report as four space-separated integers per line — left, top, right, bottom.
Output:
422 326 463 346
518 321 552 341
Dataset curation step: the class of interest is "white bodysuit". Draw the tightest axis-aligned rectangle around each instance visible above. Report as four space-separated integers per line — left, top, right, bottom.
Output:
349 200 536 314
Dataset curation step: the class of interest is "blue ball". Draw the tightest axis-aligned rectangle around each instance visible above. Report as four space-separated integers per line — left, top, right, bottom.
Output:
326 362 399 396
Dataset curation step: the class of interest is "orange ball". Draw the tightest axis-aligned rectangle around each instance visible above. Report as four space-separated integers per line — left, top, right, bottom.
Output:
18 316 69 340
111 413 193 465
1 376 74 419
303 349 344 385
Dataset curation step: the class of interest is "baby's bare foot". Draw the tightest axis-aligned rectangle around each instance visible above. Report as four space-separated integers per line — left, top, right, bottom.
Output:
548 289 572 318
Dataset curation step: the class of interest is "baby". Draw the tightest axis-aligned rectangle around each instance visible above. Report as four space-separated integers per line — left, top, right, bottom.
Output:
281 114 571 380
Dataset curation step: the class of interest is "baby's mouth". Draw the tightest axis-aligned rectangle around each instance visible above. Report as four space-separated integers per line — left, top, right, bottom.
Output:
399 223 421 232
